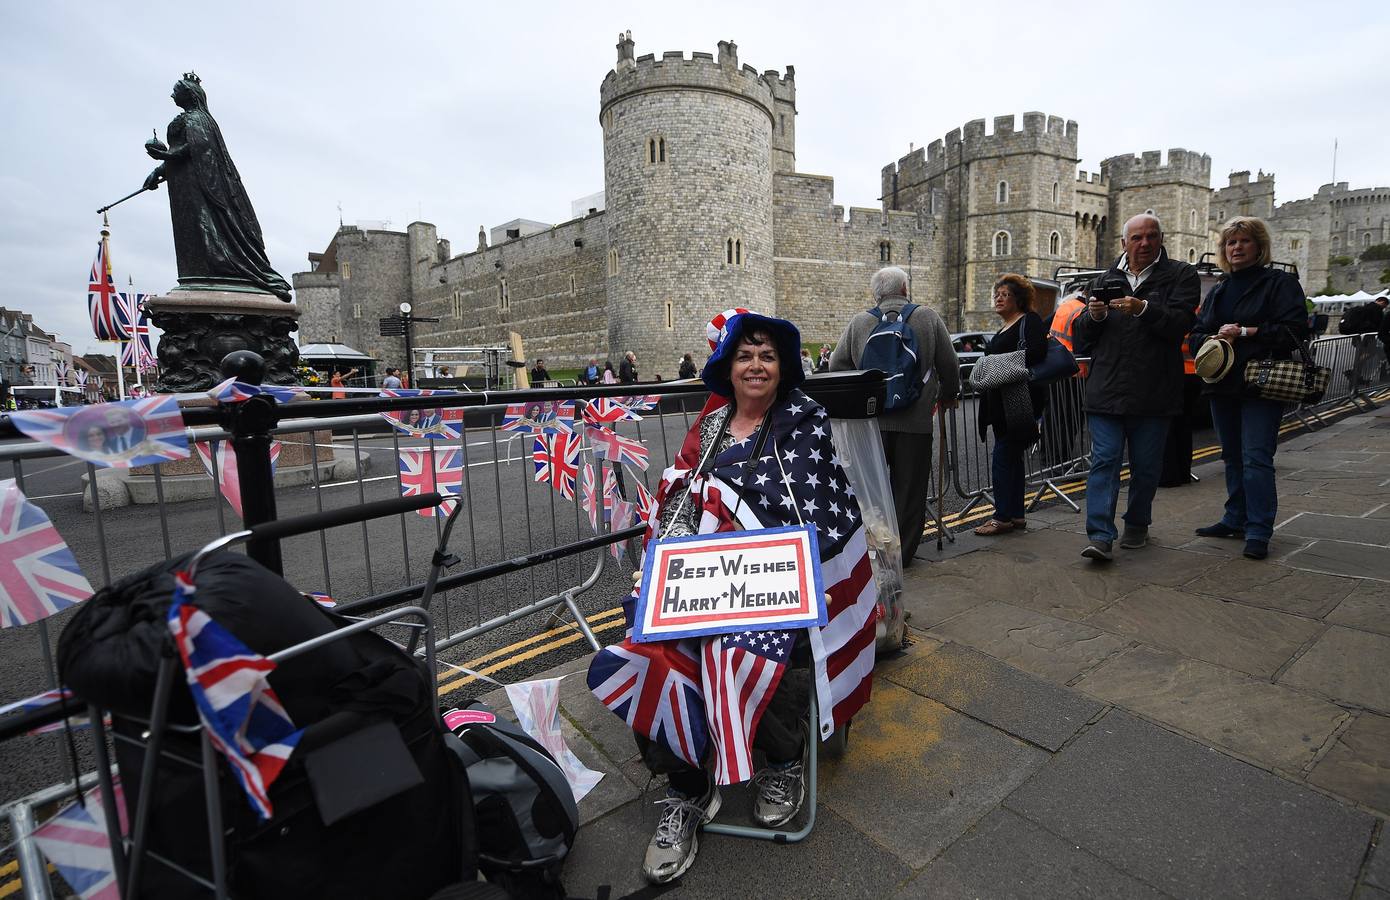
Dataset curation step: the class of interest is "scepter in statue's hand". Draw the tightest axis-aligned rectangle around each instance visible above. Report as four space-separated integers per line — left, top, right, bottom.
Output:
96 130 168 213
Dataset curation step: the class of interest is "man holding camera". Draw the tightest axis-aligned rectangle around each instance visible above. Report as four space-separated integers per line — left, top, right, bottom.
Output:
1073 214 1199 561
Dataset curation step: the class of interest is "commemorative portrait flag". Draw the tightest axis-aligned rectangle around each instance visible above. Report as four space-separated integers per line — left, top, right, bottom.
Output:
166 572 303 820
32 779 128 900
500 400 575 436
398 447 464 516
0 480 94 628
195 440 282 518
9 396 190 469
87 234 128 343
379 389 464 439
532 432 580 500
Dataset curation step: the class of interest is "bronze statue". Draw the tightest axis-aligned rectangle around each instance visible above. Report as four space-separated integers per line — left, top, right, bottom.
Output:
142 73 291 300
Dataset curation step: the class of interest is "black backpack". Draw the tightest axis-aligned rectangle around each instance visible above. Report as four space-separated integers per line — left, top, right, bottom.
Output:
1339 302 1381 335
443 703 578 899
859 303 923 410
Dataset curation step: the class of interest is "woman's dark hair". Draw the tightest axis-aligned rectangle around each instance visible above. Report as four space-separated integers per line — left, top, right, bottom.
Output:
714 328 791 401
993 274 1035 312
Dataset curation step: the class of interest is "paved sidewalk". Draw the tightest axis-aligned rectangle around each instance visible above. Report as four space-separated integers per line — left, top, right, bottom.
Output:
482 404 1390 899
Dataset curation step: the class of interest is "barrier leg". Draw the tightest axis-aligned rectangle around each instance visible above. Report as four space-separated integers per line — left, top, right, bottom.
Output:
10 803 54 900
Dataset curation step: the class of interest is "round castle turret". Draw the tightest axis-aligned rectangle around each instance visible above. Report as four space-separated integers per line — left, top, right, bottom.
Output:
600 33 778 372
1101 149 1212 265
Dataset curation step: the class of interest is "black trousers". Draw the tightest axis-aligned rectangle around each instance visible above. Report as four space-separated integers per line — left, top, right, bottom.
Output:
637 667 810 796
1159 376 1202 487
881 430 933 567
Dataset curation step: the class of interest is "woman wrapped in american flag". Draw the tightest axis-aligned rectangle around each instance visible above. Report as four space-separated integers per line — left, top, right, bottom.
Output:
586 311 877 884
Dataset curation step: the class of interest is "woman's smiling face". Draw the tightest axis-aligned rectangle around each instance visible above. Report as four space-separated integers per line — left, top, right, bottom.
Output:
730 333 781 407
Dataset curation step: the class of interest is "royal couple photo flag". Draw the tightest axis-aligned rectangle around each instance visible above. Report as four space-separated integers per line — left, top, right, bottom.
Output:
379 389 465 439
9 396 189 469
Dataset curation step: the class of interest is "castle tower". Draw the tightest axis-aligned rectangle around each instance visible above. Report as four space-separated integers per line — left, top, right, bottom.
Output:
600 34 777 370
1101 149 1212 266
882 112 1079 328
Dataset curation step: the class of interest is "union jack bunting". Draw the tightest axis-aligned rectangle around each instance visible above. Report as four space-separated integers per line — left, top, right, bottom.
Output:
0 686 74 717
207 378 306 405
55 360 69 386
87 238 127 342
195 440 282 518
586 425 649 471
115 292 154 368
302 591 336 609
500 400 574 435
580 464 599 531
585 639 708 768
588 390 876 785
379 389 464 439
633 481 657 533
9 396 189 469
32 780 128 900
609 498 635 563
167 572 303 820
0 687 101 736
532 432 580 500
397 447 464 516
74 369 89 387
0 480 93 628
581 397 641 426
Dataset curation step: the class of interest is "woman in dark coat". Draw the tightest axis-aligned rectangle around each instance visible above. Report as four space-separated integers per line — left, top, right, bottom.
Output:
974 274 1048 536
1188 217 1308 560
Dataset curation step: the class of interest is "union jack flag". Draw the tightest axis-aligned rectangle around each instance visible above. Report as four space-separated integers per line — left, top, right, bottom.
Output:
167 572 303 820
609 498 636 562
9 396 189 469
208 378 305 405
588 390 876 785
55 360 69 386
500 400 575 435
302 591 336 609
379 389 464 439
115 292 154 368
195 440 282 518
532 432 580 500
0 687 103 735
87 238 127 342
633 481 657 533
32 780 127 900
397 447 464 516
586 640 708 768
0 480 93 628
581 397 641 426
74 369 89 387
581 464 621 531
586 425 649 471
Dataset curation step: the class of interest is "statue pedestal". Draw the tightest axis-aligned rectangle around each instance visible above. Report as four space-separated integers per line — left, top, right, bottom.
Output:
145 291 300 392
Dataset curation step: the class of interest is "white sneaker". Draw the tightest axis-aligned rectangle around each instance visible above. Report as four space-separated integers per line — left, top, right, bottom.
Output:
641 783 721 884
751 755 807 827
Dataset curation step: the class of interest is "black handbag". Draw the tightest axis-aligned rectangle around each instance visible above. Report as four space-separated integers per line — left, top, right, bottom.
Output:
1028 336 1080 384
1243 326 1330 405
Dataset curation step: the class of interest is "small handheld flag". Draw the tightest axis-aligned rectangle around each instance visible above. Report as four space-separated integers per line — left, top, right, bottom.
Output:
0 480 93 628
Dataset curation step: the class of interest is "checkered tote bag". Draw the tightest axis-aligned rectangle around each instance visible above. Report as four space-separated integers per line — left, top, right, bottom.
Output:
1243 327 1330 405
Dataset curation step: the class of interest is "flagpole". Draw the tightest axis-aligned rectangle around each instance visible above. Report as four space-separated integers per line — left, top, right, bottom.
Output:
102 220 128 402
128 276 143 389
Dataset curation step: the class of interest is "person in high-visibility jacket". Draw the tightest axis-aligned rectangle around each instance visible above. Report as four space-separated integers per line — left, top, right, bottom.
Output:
1159 300 1205 486
1038 292 1088 469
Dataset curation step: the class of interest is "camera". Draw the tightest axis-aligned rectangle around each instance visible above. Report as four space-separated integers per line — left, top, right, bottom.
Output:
1089 280 1128 303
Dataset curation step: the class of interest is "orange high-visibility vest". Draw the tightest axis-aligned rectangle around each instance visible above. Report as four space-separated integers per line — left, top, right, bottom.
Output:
1049 296 1089 377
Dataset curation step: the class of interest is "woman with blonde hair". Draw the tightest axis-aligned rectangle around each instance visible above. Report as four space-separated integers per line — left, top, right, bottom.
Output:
1187 217 1308 560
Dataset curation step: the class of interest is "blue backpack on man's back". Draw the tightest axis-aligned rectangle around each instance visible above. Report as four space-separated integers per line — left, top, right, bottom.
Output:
859 303 923 410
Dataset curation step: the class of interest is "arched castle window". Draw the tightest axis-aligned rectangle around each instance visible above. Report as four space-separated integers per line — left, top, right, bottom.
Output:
664 301 674 330
498 277 509 311
997 181 1009 204
569 275 576 296
1049 231 1060 255
340 261 352 280
1188 249 1196 263
725 237 744 266
352 303 361 319
1053 182 1059 204
647 137 666 164
1332 235 1340 246
608 249 619 276
1189 209 1198 229
1291 238 1301 250
451 289 463 318
879 241 892 263
735 239 742 265
1364 233 1373 248
993 231 1011 257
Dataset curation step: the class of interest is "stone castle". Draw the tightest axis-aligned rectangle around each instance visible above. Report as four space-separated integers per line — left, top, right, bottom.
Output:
293 33 1390 376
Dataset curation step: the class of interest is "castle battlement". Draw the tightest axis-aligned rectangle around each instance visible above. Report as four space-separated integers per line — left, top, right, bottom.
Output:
1329 186 1390 205
1076 170 1108 187
601 34 777 118
883 112 1078 187
1101 148 1211 188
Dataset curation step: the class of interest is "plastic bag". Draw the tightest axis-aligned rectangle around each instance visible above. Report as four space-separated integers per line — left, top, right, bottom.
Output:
829 418 905 652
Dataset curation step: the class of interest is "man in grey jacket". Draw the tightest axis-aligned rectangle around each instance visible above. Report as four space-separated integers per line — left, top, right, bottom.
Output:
830 266 960 566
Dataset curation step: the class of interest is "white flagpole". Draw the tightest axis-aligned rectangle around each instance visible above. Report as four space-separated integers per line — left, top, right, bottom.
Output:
128 276 143 389
101 222 127 402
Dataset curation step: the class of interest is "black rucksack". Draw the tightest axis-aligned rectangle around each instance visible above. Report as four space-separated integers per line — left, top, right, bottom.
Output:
859 303 924 410
443 703 578 899
1339 302 1381 335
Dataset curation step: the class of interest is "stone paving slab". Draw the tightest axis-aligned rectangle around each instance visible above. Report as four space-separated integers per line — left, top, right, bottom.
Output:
1308 712 1390 817
1075 540 1229 587
1073 645 1348 774
1280 626 1390 714
818 680 1048 870
885 642 1104 751
1279 512 1390 545
1085 584 1324 678
898 554 995 628
1179 555 1357 618
1367 833 1390 891
1004 710 1376 900
1327 579 1390 636
925 601 1129 685
1278 490 1388 517
898 807 1168 900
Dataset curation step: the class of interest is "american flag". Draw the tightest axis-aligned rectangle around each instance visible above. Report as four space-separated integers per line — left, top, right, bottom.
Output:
195 440 282 518
379 389 464 439
500 400 575 435
581 397 641 426
586 640 709 768
8 396 189 469
115 292 154 368
586 425 649 471
166 572 303 820
587 390 876 784
397 447 464 516
207 378 305 405
0 480 93 628
32 780 128 900
87 238 127 342
532 432 580 500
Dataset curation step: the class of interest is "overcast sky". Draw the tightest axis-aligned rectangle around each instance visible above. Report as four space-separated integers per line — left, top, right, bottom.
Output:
2 0 1385 356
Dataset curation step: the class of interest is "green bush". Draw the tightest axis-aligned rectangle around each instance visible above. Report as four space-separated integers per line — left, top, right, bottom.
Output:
1329 255 1354 267
1361 243 1390 261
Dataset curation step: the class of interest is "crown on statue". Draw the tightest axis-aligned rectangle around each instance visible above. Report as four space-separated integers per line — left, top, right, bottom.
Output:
182 71 201 84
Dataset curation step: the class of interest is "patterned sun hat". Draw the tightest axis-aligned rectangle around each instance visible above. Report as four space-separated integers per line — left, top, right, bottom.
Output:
706 307 751 351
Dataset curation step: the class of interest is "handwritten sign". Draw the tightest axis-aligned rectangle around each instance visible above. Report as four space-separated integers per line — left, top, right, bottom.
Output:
632 525 826 643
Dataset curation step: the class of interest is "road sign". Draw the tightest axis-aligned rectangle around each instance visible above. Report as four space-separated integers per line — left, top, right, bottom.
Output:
379 317 406 336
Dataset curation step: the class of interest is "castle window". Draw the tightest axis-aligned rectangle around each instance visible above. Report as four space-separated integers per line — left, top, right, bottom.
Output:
1049 231 1060 255
996 181 1009 204
608 249 619 276
1189 209 1198 229
726 237 744 266
879 240 892 263
726 239 734 265
1291 238 1301 250
1188 249 1196 263
1332 235 1340 246
1052 182 1059 204
659 138 666 163
498 277 509 310
993 231 1011 256
647 137 666 165
1363 233 1373 248
735 239 743 265
569 275 576 296
352 303 361 319
664 301 674 330
451 289 463 318
341 261 352 280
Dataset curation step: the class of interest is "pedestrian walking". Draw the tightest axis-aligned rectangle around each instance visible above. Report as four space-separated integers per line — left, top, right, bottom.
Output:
381 367 402 390
800 348 815 377
602 360 617 384
677 353 698 380
619 351 638 384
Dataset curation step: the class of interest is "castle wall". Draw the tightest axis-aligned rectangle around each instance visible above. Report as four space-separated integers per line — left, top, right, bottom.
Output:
772 173 943 347
1271 190 1334 292
291 272 342 344
1074 171 1109 269
1330 185 1390 258
1102 149 1212 266
1211 170 1275 224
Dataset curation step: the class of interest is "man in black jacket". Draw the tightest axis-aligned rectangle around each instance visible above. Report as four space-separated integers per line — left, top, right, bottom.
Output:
1073 214 1200 560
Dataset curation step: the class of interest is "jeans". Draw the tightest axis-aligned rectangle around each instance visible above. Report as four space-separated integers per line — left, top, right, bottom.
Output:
1085 414 1170 543
1209 395 1284 542
991 435 1030 519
